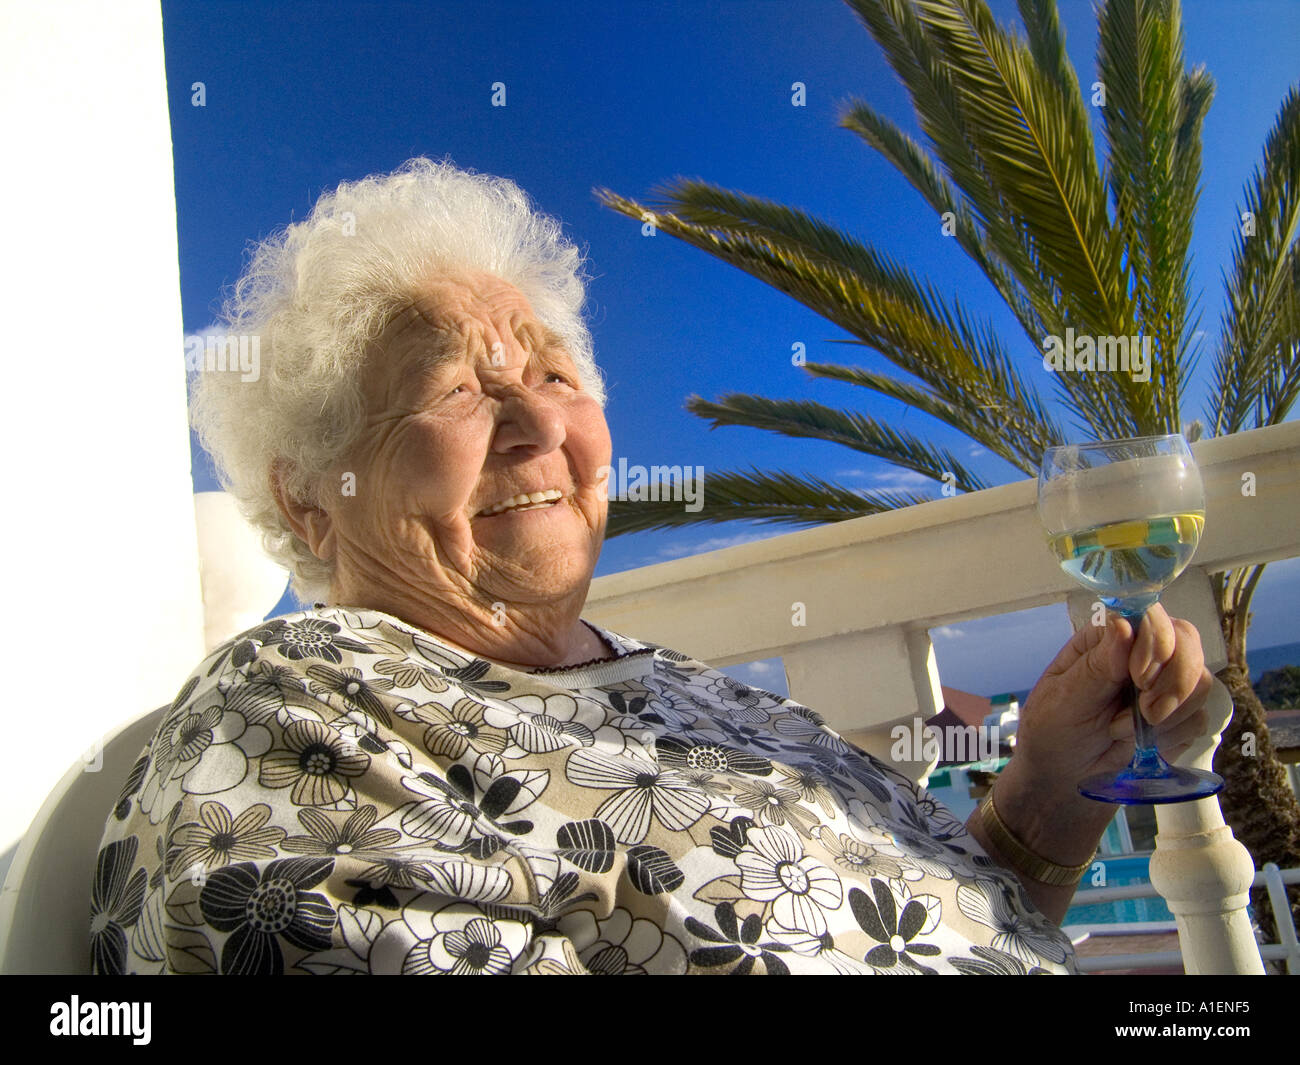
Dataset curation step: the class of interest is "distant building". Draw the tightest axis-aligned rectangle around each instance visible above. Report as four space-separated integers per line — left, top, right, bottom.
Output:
924 686 1015 767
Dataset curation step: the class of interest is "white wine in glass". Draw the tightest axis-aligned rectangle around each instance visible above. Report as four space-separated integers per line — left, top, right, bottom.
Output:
1038 435 1223 804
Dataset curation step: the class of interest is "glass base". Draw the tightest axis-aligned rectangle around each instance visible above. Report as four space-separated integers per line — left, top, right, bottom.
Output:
1077 765 1225 805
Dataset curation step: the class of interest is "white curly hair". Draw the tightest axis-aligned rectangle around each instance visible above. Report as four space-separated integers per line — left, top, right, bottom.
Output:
189 157 605 602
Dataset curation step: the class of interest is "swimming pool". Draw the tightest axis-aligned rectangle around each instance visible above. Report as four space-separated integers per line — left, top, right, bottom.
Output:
1064 854 1175 924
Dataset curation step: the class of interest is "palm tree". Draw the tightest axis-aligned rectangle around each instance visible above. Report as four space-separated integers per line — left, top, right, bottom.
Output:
595 0 1300 939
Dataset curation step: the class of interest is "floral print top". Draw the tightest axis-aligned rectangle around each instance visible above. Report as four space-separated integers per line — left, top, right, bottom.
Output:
92 604 1077 975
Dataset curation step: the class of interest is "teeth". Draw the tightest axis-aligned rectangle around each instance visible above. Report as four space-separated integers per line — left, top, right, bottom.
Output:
481 488 563 516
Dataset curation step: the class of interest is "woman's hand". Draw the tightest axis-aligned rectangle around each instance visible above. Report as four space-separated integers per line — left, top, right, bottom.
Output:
965 605 1214 923
1014 603 1213 793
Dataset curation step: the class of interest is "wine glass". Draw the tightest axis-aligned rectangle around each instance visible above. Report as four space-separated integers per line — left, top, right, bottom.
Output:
1037 434 1224 804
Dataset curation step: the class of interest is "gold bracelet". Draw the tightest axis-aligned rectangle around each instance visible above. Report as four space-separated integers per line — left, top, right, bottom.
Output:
979 788 1095 887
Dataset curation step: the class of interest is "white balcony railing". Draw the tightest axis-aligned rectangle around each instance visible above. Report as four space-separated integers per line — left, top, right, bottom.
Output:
585 420 1300 975
1068 864 1300 973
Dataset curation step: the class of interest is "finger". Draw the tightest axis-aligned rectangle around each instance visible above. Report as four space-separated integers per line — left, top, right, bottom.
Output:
1108 700 1138 740
1157 666 1214 728
1042 614 1106 676
1131 603 1175 690
1109 667 1211 739
1159 705 1211 750
1140 622 1207 724
1037 613 1132 694
1156 706 1212 762
1080 613 1135 687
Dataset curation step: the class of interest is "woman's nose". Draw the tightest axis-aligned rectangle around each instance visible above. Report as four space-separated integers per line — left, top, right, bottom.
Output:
491 387 566 455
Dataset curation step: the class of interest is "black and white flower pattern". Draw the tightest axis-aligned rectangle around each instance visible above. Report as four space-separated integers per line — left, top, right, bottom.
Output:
956 879 1071 966
557 907 688 974
565 748 710 844
89 836 148 975
169 801 286 874
849 878 944 974
484 692 613 755
684 902 792 975
371 902 530 975
734 826 843 938
93 604 1076 974
199 856 337 974
258 717 370 807
139 690 272 821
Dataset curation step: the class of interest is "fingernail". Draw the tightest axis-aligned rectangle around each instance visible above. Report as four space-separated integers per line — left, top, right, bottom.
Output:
1138 661 1162 688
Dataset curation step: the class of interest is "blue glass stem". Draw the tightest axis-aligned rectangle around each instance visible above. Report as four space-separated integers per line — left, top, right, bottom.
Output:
1120 607 1166 775
1078 598 1223 803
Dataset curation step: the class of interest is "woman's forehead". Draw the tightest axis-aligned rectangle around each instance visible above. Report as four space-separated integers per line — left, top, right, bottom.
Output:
371 279 570 383
413 272 535 324
394 276 550 345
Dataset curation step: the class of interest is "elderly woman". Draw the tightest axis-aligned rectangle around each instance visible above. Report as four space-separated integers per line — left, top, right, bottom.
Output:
93 158 1212 975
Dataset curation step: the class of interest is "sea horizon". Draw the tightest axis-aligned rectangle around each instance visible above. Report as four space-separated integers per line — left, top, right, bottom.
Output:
996 639 1300 705
1247 639 1300 683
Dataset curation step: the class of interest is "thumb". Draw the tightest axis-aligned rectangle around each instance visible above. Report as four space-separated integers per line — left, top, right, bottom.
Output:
1069 613 1134 689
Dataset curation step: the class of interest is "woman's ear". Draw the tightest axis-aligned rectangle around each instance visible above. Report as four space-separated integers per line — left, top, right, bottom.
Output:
269 462 337 562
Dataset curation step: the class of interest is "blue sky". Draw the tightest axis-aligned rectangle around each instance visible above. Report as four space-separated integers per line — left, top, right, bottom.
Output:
163 0 1300 696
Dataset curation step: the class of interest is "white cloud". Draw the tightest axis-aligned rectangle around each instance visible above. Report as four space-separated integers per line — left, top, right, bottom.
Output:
654 529 778 560
932 625 968 640
837 467 933 491
721 658 787 696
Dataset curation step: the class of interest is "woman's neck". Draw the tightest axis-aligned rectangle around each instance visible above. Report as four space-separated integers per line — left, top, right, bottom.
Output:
325 588 610 670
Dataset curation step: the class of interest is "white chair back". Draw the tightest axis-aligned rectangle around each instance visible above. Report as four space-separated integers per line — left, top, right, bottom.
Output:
0 705 166 974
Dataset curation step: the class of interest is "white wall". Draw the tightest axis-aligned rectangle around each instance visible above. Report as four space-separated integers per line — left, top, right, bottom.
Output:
0 2 203 880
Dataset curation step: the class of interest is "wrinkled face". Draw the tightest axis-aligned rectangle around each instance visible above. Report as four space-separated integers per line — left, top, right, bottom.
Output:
320 273 611 612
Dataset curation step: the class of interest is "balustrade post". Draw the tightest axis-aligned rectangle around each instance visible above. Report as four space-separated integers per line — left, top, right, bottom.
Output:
782 627 942 783
1148 677 1264 973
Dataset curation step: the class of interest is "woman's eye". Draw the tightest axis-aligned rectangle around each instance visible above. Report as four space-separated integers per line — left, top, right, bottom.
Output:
545 372 571 385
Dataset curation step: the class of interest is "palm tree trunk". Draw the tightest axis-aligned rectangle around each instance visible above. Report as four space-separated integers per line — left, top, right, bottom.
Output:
1212 566 1300 957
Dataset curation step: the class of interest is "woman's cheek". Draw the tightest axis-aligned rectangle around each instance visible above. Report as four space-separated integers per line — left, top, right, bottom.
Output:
403 422 490 507
568 400 613 470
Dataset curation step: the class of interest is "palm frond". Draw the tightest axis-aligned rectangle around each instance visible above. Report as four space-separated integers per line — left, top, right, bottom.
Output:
685 392 990 490
844 0 1138 431
1098 0 1206 431
1209 84 1300 434
837 99 1046 343
592 0 1298 538
1017 0 1083 101
594 182 1074 458
913 0 1128 336
1172 65 1216 380
843 0 1068 334
604 466 936 536
802 357 1064 474
1259 248 1300 424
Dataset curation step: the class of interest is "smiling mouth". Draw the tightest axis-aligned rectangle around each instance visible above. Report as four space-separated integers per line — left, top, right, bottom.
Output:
477 488 565 517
